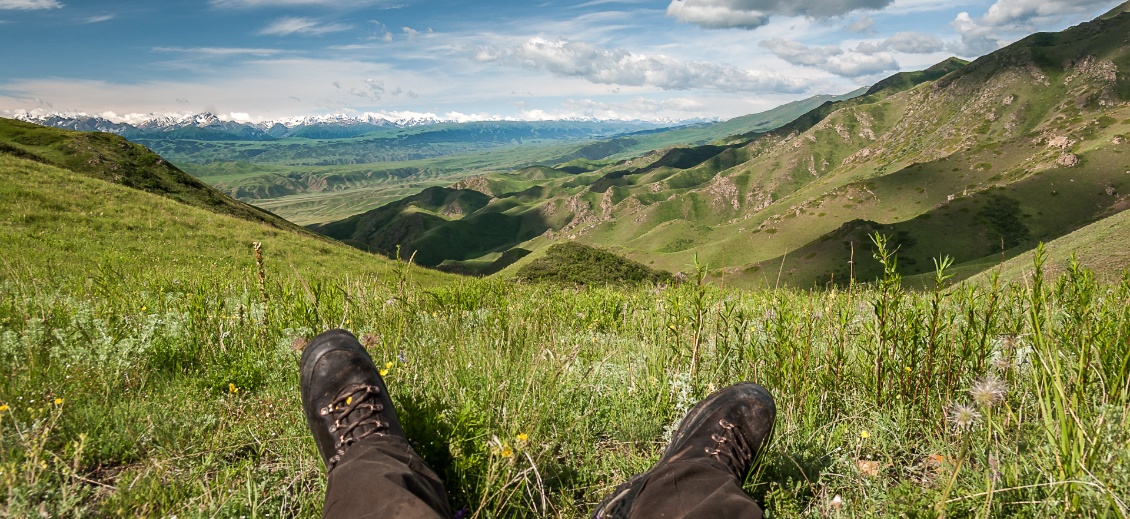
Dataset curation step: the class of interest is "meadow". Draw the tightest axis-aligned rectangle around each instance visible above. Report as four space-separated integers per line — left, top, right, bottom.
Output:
2 222 1128 517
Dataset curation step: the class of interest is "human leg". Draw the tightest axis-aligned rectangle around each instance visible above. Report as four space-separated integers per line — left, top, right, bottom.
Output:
301 329 453 519
592 383 775 519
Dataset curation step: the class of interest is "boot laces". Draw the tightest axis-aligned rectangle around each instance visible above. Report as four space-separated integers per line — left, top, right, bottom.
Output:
703 418 754 477
319 384 387 469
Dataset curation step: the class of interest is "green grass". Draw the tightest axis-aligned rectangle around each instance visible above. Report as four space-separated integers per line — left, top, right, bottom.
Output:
3 147 1130 517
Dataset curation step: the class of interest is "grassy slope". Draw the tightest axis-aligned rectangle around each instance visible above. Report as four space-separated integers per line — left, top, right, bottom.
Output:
0 118 305 234
2 111 1128 519
962 204 1130 285
0 153 450 287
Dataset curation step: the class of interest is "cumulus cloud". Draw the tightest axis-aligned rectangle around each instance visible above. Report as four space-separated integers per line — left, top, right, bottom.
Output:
949 0 1117 56
477 37 808 93
258 17 351 36
855 31 945 53
846 15 874 32
760 38 899 76
0 0 61 9
666 0 895 29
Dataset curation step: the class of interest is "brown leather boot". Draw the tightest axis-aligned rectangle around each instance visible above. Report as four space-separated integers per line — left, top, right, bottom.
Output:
300 328 405 472
593 382 776 519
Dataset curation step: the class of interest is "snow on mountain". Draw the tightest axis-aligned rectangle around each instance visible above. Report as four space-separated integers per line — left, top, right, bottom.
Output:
4 109 688 142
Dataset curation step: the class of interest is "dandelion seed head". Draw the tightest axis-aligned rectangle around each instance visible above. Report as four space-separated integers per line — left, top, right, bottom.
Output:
830 494 843 509
970 375 1007 407
948 403 981 430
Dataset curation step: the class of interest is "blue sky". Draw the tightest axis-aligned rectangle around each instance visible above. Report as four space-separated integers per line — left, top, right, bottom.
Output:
0 0 1123 122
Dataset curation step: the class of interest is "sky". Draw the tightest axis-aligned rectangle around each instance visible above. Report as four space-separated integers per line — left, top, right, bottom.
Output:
0 0 1124 123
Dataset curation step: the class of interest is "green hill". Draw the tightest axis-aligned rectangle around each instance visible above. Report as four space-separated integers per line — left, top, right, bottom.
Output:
0 121 451 287
0 118 303 233
316 3 1130 285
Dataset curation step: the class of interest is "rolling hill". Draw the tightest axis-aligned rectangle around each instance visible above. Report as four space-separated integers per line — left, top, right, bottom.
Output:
312 2 1130 286
0 118 449 287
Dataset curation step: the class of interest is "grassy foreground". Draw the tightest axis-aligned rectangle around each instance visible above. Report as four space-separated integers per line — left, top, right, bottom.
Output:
2 138 1129 518
2 235 1129 517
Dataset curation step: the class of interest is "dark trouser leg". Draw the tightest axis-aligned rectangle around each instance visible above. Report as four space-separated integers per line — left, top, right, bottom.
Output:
625 459 763 519
323 435 453 519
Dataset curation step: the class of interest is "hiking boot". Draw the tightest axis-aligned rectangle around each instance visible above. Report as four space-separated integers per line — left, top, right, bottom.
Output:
301 329 405 472
592 382 776 519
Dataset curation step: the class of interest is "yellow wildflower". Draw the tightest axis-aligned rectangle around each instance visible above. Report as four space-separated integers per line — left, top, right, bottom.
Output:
385 361 394 369
516 433 528 443
500 448 514 458
54 398 63 405
860 429 871 439
380 369 389 377
0 404 8 412
228 383 238 394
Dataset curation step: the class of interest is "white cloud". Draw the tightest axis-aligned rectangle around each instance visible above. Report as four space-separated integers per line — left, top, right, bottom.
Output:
666 0 895 29
949 0 1119 56
478 37 809 93
760 38 899 76
855 31 945 53
82 14 114 23
0 0 61 9
402 26 418 39
258 17 352 36
153 46 286 57
846 15 874 32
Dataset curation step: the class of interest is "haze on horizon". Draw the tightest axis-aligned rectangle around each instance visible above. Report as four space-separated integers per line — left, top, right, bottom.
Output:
0 0 1123 123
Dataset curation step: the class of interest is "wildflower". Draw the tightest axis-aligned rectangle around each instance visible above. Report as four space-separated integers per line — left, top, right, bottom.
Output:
380 369 389 377
54 398 63 405
0 404 8 412
398 351 408 363
860 429 871 439
385 361 394 370
970 375 1007 407
516 433 528 444
947 403 981 430
904 366 912 373
830 494 843 510
141 306 146 312
228 383 239 394
500 447 514 458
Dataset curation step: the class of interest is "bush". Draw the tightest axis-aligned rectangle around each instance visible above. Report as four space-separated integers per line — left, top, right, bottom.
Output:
516 242 674 286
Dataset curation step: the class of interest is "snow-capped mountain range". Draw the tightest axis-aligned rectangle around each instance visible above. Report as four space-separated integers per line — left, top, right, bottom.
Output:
7 110 694 142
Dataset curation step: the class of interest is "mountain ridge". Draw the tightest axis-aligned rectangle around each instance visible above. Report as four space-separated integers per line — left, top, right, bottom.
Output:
310 4 1130 286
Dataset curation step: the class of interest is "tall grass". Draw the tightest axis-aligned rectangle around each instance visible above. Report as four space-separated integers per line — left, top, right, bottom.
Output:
1 246 1128 517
